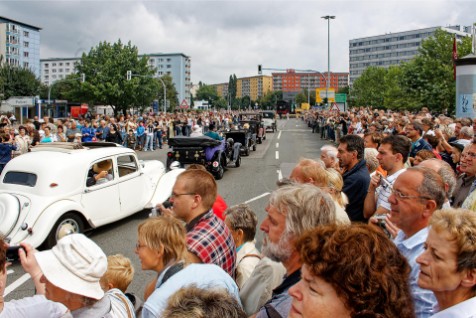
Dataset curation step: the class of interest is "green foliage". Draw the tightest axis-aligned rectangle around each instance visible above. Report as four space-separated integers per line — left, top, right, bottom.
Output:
351 29 473 112
0 59 41 100
71 39 177 115
257 90 282 109
196 83 219 104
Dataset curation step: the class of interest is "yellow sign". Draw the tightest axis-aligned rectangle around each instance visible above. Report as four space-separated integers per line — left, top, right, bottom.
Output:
315 88 335 103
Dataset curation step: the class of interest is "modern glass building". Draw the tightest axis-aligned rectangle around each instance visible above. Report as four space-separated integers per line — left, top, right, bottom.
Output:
349 25 471 85
0 16 41 78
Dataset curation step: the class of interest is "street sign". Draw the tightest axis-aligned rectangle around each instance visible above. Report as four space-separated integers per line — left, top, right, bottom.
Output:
335 93 347 103
5 96 35 107
330 103 340 112
180 99 189 109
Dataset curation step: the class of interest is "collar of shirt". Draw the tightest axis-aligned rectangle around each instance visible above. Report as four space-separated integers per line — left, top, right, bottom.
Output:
394 227 429 250
185 210 212 232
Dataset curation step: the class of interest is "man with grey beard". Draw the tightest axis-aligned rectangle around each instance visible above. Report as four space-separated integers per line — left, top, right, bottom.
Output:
249 183 337 318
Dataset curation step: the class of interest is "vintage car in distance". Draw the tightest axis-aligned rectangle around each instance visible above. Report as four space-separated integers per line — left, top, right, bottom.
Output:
225 130 254 156
166 136 239 180
239 112 266 144
261 110 277 132
0 142 182 249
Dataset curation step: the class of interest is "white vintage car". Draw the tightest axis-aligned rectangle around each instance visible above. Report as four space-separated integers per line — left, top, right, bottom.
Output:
0 142 182 248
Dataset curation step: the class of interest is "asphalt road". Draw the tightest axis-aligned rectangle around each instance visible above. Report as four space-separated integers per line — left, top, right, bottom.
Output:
4 117 333 302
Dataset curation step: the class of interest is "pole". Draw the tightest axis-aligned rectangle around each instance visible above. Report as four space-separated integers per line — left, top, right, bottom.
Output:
157 78 166 113
321 15 335 108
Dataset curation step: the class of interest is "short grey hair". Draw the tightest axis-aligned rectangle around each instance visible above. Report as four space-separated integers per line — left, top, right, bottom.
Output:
224 204 258 242
419 159 456 199
364 148 379 173
321 145 338 159
460 126 474 138
409 166 446 209
269 183 336 237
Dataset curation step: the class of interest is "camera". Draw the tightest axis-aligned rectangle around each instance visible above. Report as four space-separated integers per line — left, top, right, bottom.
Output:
6 246 24 262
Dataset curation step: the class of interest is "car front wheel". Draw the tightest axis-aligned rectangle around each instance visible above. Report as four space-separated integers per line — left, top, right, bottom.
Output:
46 212 84 248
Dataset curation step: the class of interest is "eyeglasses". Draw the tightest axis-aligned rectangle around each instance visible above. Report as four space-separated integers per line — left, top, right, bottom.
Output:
390 188 431 201
170 192 196 198
461 152 476 159
135 242 146 250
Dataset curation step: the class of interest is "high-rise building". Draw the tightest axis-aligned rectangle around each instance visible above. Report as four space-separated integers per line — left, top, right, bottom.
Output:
0 16 41 78
40 52 192 105
212 75 273 101
349 25 471 85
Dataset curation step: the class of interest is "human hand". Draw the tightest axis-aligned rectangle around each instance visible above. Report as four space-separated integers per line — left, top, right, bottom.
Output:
369 173 382 190
19 243 42 278
156 203 174 217
384 216 400 239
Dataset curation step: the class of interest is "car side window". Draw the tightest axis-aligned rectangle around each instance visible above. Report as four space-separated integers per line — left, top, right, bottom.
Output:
87 159 114 187
117 155 138 178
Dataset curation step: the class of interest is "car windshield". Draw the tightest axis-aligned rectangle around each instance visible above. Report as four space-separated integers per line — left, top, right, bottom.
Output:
3 171 38 187
262 112 274 118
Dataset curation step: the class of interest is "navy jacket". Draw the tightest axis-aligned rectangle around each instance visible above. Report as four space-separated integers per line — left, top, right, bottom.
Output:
342 159 371 222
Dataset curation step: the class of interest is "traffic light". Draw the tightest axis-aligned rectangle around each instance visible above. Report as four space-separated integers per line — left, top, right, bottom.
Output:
258 64 262 75
126 70 132 81
81 73 85 83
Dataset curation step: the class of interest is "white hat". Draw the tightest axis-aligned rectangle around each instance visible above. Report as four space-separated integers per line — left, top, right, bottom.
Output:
35 233 107 299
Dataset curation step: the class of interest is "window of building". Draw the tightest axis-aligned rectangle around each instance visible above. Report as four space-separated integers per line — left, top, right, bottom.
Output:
23 31 29 37
23 62 29 68
45 70 49 74
59 63 63 66
24 41 29 47
52 63 56 66
65 68 70 72
52 69 57 73
52 75 57 79
167 58 171 62
66 62 70 66
167 65 171 68
45 75 49 79
45 63 49 68
59 68 63 72
23 51 29 58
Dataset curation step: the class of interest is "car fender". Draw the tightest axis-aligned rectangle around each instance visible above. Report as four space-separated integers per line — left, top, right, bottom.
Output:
11 200 88 248
146 168 185 208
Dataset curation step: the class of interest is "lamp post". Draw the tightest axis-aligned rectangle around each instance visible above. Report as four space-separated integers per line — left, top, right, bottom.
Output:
321 15 335 108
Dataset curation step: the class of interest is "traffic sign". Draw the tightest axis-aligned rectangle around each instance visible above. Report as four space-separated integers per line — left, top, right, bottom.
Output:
180 99 189 109
5 96 35 107
330 103 340 112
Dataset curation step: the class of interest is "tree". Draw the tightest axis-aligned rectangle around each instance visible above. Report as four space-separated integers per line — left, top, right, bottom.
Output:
195 83 219 104
399 29 473 113
0 59 41 100
74 40 161 116
351 66 388 108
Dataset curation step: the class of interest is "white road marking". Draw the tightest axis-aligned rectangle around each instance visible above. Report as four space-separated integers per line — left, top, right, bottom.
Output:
4 273 30 297
277 169 283 180
244 192 270 204
276 143 279 148
278 131 282 139
275 151 279 160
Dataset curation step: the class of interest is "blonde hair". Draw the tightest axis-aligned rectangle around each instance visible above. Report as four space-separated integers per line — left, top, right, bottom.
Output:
100 254 134 293
325 168 348 208
297 158 328 187
138 217 188 266
430 209 476 279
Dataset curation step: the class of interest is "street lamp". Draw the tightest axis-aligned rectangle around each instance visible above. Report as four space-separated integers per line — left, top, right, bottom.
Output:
321 15 335 108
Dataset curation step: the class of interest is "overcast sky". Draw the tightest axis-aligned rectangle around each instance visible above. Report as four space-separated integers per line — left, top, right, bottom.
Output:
1 0 475 84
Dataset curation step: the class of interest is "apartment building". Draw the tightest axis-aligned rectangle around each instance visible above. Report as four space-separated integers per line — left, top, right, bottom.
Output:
212 75 273 101
0 16 41 78
41 52 192 105
349 25 472 85
272 69 349 92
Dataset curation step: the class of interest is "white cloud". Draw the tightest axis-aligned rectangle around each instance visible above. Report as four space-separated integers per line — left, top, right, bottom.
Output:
1 0 474 84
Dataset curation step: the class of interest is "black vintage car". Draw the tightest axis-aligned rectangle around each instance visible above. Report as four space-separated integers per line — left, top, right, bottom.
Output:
225 130 255 156
239 113 266 143
166 136 239 180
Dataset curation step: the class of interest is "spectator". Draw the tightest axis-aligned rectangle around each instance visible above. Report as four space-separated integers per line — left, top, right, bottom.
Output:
449 139 470 173
364 135 410 219
337 135 370 222
452 142 476 208
55 125 67 142
136 122 146 151
190 125 203 137
363 132 382 149
364 147 380 175
252 184 336 318
413 149 436 166
388 167 445 317
99 254 136 317
125 129 137 149
162 286 246 318
13 126 31 156
0 133 17 174
289 224 415 318
319 145 339 169
66 120 81 142
80 120 95 142
406 121 432 160
324 168 350 224
416 209 476 317
419 159 456 209
105 124 123 145
204 123 222 141
224 204 260 289
40 126 56 143
136 217 239 318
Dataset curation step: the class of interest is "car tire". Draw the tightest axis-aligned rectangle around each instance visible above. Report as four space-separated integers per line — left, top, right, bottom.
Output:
215 161 224 180
46 213 84 248
235 155 241 167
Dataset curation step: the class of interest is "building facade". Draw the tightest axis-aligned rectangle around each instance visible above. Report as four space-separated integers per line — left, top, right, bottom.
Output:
212 75 273 101
0 16 41 78
40 52 192 105
349 25 472 85
272 69 348 92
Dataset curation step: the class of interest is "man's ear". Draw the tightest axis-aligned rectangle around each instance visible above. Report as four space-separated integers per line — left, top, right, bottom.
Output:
422 199 438 218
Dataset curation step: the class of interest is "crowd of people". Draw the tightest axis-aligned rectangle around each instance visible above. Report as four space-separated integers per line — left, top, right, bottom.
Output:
1 106 476 318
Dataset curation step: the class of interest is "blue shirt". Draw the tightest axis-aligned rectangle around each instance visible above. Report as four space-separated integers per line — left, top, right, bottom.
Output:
136 126 145 137
0 143 17 164
410 138 432 158
81 127 96 142
394 228 437 318
142 263 240 318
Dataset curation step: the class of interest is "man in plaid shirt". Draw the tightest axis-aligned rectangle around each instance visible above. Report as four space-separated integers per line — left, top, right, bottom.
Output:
169 169 236 277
